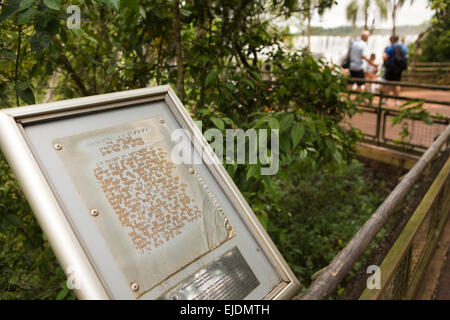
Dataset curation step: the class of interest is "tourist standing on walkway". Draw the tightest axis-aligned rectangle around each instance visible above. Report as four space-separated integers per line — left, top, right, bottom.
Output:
383 34 408 104
364 53 379 92
348 30 377 90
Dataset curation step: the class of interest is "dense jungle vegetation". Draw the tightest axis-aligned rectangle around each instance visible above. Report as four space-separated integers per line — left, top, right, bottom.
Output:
418 0 450 62
408 0 450 63
1 0 439 299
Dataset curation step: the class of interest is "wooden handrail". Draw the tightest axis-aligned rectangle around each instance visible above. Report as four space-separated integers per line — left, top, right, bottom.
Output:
408 67 450 72
348 78 450 91
348 90 450 106
298 124 450 300
412 62 450 67
359 155 450 299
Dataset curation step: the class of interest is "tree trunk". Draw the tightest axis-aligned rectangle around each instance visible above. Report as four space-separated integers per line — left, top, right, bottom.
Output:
156 37 163 86
59 54 90 96
392 0 397 35
307 9 311 51
15 25 22 106
173 0 185 103
364 6 368 30
43 71 59 103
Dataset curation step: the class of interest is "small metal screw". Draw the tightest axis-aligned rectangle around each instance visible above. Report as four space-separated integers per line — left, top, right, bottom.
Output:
53 143 62 151
131 282 139 292
159 119 165 124
188 168 195 174
90 209 99 217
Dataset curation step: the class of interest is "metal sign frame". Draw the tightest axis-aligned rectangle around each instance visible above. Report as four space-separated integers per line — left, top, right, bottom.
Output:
0 86 301 300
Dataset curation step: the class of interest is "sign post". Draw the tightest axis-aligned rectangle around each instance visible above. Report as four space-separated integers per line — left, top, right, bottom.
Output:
0 86 301 300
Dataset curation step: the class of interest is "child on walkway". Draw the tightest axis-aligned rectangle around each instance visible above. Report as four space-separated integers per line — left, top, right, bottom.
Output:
364 53 378 93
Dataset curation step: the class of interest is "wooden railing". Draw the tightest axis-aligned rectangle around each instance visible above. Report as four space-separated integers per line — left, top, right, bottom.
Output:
404 62 450 85
360 154 450 299
296 124 450 300
347 79 450 155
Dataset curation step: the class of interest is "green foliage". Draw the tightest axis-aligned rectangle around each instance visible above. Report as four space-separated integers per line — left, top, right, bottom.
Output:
391 101 433 145
416 0 450 62
257 160 386 287
345 0 389 29
0 152 75 299
0 0 384 299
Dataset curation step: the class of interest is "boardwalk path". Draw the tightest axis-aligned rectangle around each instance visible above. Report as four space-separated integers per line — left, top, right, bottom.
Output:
346 89 450 150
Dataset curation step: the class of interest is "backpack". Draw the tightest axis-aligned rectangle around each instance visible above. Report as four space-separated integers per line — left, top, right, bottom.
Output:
341 54 350 69
392 44 407 71
341 42 353 69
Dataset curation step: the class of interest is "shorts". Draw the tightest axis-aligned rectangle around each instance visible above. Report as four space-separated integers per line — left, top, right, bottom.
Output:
349 69 365 86
385 69 402 81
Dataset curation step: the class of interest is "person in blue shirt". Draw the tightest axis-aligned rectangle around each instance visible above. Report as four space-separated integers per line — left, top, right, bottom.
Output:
383 35 408 103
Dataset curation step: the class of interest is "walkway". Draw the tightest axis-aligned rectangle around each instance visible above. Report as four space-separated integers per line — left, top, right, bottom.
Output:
346 88 450 150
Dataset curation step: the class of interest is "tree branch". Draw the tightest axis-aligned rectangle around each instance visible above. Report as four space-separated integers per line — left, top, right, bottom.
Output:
173 0 185 103
59 53 90 96
14 25 22 106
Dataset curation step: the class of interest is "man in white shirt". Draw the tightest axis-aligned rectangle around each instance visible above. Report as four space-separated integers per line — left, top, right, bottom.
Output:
348 30 376 90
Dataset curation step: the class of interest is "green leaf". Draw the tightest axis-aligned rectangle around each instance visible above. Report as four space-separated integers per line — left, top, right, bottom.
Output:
30 33 42 53
222 117 234 126
332 150 343 164
43 0 60 10
242 77 255 89
279 134 291 154
35 29 51 49
225 163 237 178
249 70 262 81
0 0 21 25
56 286 69 300
268 118 279 130
37 11 51 27
299 149 307 160
253 114 270 129
16 84 35 105
0 49 16 60
5 214 23 228
17 7 37 25
19 0 35 10
179 8 191 17
198 55 209 63
103 0 120 11
210 117 224 130
246 164 259 181
257 214 268 230
205 70 219 87
291 123 305 149
71 28 83 38
122 0 138 12
279 114 294 133
0 223 6 235
223 82 234 92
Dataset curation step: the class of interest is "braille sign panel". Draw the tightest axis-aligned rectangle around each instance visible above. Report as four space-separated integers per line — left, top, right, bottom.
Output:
54 117 234 297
